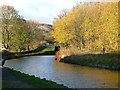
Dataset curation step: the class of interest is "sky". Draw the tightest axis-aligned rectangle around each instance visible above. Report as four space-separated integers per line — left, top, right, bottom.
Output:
0 0 118 24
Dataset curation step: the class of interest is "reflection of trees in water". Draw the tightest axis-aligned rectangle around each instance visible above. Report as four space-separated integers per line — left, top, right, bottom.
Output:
54 61 118 87
54 61 83 73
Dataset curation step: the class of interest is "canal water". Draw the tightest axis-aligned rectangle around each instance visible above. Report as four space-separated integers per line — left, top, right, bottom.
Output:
4 56 119 88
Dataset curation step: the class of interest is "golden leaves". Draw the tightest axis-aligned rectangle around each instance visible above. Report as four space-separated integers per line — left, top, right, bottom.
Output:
52 2 118 52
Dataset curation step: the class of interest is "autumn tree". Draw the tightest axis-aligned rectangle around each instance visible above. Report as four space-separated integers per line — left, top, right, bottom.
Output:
52 2 119 53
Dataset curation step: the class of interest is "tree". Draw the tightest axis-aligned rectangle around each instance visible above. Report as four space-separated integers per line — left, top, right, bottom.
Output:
52 2 119 53
53 9 69 22
0 5 21 49
26 21 45 50
1 5 48 52
9 18 31 51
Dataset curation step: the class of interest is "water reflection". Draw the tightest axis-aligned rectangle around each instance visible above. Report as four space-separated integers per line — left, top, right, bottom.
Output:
4 56 119 88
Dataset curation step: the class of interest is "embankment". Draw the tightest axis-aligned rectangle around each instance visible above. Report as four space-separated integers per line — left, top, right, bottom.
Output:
1 47 55 66
55 50 120 70
2 46 48 60
2 67 70 89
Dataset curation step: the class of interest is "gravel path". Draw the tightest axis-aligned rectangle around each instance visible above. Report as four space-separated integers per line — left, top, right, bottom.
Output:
2 68 36 88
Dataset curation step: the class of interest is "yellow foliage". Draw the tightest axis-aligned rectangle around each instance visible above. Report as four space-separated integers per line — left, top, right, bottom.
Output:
52 2 119 53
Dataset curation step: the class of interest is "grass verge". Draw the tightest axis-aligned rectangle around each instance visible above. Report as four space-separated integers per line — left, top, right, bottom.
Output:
2 47 55 60
60 54 120 70
3 68 70 89
42 48 54 52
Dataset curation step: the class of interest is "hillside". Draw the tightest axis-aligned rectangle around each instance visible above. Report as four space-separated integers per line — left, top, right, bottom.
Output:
28 21 54 33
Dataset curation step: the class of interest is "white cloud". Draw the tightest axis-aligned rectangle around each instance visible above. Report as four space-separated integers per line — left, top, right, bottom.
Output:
0 0 80 24
0 0 118 24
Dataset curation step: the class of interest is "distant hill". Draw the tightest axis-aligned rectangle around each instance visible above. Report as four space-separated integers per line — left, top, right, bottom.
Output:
27 21 54 33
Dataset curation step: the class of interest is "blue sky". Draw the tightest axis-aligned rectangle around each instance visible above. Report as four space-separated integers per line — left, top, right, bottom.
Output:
0 0 81 24
0 0 118 24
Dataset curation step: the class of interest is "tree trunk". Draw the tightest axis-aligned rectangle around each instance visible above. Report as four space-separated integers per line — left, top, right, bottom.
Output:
102 48 106 54
27 45 30 51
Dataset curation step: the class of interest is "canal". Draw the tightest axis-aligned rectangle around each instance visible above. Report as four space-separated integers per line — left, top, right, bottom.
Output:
4 56 119 88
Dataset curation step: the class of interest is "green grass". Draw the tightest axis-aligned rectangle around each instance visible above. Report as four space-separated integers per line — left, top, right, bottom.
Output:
2 81 15 88
21 47 54 56
2 47 55 61
21 51 43 56
42 48 54 52
5 68 70 89
60 54 120 70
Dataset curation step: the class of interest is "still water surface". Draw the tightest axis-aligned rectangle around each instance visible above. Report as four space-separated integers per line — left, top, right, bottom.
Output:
4 56 119 88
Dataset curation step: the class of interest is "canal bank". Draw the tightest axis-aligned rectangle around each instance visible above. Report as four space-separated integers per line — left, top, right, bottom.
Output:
2 46 55 60
1 46 55 66
59 54 120 71
55 49 120 71
2 67 70 89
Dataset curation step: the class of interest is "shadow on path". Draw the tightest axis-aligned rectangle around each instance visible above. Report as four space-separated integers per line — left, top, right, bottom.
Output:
2 68 36 88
